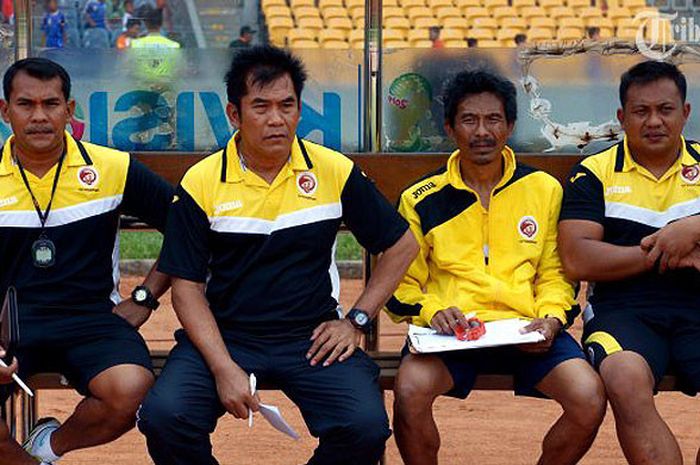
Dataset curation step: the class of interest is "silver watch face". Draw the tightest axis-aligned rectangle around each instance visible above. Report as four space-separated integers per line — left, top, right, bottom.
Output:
355 312 369 326
134 289 148 302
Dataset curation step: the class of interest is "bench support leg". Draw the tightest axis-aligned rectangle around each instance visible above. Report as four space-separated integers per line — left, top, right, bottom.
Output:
4 390 17 440
20 390 36 443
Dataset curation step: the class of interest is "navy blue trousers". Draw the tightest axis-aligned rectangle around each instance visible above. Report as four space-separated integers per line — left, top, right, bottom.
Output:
138 329 390 465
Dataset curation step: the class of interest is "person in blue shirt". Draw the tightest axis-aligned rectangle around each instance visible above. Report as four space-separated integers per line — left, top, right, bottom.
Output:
41 0 66 48
83 0 106 29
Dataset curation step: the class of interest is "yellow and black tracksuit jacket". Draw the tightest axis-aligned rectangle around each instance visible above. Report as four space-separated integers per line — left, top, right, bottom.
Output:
386 146 576 327
0 132 173 313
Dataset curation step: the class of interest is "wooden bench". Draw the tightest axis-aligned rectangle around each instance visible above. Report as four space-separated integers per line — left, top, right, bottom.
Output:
3 152 686 446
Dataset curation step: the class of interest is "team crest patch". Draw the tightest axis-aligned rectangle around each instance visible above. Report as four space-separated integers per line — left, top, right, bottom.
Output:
296 171 318 196
681 164 700 184
518 216 538 240
77 166 99 188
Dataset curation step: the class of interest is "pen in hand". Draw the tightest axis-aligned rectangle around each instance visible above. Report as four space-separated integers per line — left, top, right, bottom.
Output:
0 357 33 397
248 373 257 428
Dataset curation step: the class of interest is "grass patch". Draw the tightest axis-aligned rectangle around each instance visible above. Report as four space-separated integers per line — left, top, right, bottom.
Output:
119 231 363 261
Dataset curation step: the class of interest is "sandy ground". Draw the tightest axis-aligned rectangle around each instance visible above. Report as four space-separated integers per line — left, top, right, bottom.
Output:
32 277 700 464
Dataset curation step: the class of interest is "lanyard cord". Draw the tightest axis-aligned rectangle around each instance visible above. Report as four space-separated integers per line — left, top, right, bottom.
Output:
14 148 67 230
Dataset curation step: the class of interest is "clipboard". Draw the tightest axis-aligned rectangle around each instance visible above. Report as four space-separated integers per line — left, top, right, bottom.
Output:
0 286 19 364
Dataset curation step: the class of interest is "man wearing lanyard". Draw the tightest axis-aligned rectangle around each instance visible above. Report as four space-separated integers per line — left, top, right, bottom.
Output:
0 58 173 464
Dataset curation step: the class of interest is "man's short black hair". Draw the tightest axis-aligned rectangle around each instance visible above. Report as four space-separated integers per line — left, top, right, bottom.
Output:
224 45 307 111
141 5 163 30
3 57 71 101
442 69 517 127
514 33 526 45
619 60 687 108
126 17 141 29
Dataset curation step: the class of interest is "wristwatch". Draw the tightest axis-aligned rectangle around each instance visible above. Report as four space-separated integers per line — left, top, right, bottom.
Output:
131 285 159 310
346 308 371 333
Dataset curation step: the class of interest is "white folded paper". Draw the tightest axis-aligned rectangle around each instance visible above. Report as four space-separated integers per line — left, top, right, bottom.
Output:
408 318 545 353
257 402 300 440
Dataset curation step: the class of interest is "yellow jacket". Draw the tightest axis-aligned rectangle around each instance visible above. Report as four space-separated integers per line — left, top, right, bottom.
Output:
385 147 576 327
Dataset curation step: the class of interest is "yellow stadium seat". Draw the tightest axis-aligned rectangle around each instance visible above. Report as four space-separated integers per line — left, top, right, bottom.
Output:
322 6 349 19
528 27 553 40
566 0 590 8
322 39 350 48
616 26 637 39
479 39 502 47
414 16 440 27
289 28 316 42
354 16 365 27
267 17 295 46
471 16 498 29
411 38 434 47
265 5 292 18
384 16 411 29
319 0 344 9
407 28 430 42
454 0 480 8
499 16 527 30
491 6 517 18
352 40 365 48
483 0 508 10
462 6 490 19
294 6 321 19
585 16 613 28
428 0 455 7
383 0 399 5
511 0 536 11
349 7 365 21
634 6 659 17
290 0 315 8
444 39 467 47
384 39 409 47
606 6 632 21
349 28 365 44
519 6 547 18
408 6 434 20
557 26 584 39
262 0 286 10
548 6 575 18
400 0 425 8
346 0 364 13
645 18 673 42
467 27 495 39
530 16 556 31
290 38 320 47
319 28 348 43
441 16 468 29
539 0 564 9
297 16 325 30
382 6 405 19
615 17 635 29
326 16 353 29
434 6 462 19
384 28 407 40
496 27 523 41
577 7 603 19
622 0 645 8
440 28 465 40
559 16 584 28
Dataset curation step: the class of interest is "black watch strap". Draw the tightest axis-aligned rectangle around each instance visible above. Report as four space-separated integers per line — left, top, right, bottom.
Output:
132 285 159 310
347 308 371 334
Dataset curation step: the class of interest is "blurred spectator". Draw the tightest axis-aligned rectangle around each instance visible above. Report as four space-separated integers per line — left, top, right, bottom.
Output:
84 0 107 29
429 26 443 48
467 37 478 47
122 0 134 30
106 0 124 31
587 26 601 40
116 17 140 48
155 0 173 35
131 5 179 48
229 25 255 48
41 0 66 48
1 0 12 24
514 33 527 48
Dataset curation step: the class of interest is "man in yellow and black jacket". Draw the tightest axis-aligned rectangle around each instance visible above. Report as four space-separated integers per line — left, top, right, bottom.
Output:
389 69 606 465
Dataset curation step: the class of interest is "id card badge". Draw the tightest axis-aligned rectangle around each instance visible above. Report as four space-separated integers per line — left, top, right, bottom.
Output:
32 234 56 268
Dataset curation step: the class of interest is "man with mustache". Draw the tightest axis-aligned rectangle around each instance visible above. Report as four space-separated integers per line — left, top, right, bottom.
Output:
0 57 173 465
137 45 418 465
388 69 606 465
559 61 700 465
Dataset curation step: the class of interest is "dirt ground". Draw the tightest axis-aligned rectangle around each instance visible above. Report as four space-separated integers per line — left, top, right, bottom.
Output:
35 276 700 464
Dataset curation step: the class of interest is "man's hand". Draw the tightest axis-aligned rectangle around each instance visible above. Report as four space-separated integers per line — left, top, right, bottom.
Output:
113 298 152 329
518 317 562 353
641 217 700 272
430 307 468 335
214 363 259 420
677 246 700 272
307 320 362 367
0 350 17 384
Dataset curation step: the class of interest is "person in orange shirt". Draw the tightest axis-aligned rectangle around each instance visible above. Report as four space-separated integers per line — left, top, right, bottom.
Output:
116 18 140 49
